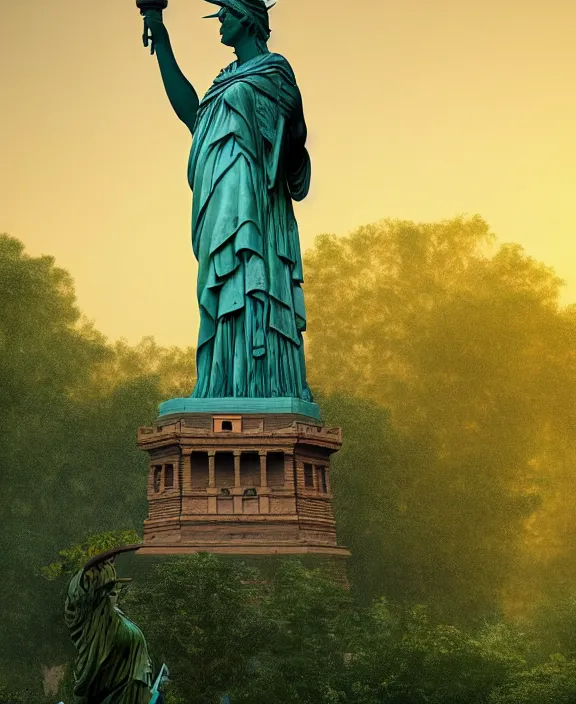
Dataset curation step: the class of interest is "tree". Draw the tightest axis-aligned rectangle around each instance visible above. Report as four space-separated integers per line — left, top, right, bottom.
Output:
345 600 526 704
40 529 143 581
305 217 572 621
0 235 111 685
521 593 576 664
237 560 356 703
0 236 160 694
90 336 197 399
122 554 267 704
490 655 576 704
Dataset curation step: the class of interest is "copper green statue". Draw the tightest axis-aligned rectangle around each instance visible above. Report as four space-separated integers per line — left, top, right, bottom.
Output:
64 545 168 704
140 0 313 402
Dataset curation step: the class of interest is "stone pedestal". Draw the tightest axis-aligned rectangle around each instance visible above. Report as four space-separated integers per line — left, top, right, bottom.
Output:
136 410 350 560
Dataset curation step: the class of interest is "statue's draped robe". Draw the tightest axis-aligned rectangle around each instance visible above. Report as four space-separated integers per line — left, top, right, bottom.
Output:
65 564 154 704
189 52 312 399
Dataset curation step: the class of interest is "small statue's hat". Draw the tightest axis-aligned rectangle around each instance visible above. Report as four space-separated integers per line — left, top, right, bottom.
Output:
82 543 143 583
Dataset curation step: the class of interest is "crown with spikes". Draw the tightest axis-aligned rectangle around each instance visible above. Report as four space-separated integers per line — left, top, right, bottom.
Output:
203 0 277 40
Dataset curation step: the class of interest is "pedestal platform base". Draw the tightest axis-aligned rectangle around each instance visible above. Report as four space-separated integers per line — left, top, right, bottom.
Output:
137 409 349 563
158 397 321 421
136 543 351 557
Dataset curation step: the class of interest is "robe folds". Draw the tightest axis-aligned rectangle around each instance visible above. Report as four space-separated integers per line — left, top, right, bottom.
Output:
188 52 313 400
65 564 154 704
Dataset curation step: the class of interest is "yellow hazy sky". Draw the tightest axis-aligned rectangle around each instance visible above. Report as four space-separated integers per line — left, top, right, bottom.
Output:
2 0 575 347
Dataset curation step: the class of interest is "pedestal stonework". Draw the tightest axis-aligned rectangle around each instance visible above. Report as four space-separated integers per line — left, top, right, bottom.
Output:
136 411 351 559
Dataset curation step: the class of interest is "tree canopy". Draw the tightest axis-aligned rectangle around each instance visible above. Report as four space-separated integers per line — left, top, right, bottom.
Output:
2 216 576 701
305 217 576 621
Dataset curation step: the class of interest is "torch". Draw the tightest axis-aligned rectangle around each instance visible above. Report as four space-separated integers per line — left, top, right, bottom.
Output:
136 0 168 55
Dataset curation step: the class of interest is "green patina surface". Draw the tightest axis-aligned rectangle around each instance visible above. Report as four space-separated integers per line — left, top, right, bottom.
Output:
158 395 321 419
65 560 154 704
143 0 314 405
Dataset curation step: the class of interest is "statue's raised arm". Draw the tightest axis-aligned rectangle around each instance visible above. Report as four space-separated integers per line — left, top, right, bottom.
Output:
138 0 200 132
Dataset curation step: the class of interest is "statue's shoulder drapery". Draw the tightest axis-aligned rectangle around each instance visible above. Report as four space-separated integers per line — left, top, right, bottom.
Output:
186 51 312 399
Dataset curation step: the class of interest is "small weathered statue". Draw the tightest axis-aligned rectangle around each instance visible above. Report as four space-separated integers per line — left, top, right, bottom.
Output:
139 0 313 402
64 545 168 704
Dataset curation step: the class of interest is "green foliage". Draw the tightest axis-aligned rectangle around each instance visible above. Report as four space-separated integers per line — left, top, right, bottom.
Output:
0 235 111 553
40 529 142 580
305 217 575 622
0 236 167 690
344 603 526 704
3 216 576 701
121 554 267 703
489 655 576 704
0 681 41 704
91 336 197 399
0 235 111 676
521 593 576 663
236 560 356 703
0 234 110 415
116 556 358 703
71 555 533 704
305 215 498 402
318 394 404 603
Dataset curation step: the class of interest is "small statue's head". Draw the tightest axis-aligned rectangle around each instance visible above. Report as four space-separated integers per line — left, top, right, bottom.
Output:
108 586 120 607
204 0 273 52
109 578 132 607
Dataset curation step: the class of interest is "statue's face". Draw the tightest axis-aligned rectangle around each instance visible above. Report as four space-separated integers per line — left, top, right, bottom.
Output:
218 6 246 47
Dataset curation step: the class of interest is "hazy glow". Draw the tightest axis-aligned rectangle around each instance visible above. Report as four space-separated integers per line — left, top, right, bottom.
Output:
2 0 575 346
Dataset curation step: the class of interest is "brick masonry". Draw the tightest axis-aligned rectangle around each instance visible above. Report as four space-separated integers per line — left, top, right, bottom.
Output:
136 412 351 560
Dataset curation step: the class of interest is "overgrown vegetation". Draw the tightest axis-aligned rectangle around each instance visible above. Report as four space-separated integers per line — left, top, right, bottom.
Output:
1 216 575 702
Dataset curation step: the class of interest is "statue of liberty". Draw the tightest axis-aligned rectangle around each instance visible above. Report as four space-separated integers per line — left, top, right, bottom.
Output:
142 0 314 402
64 545 169 704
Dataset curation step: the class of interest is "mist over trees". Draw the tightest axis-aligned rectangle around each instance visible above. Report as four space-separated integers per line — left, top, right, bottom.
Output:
0 215 575 702
305 217 576 621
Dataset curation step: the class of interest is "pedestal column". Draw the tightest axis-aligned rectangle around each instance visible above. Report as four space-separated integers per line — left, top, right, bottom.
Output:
208 450 217 514
208 451 216 488
259 451 267 487
258 451 270 514
234 450 241 487
284 452 295 491
233 450 243 514
181 449 192 492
